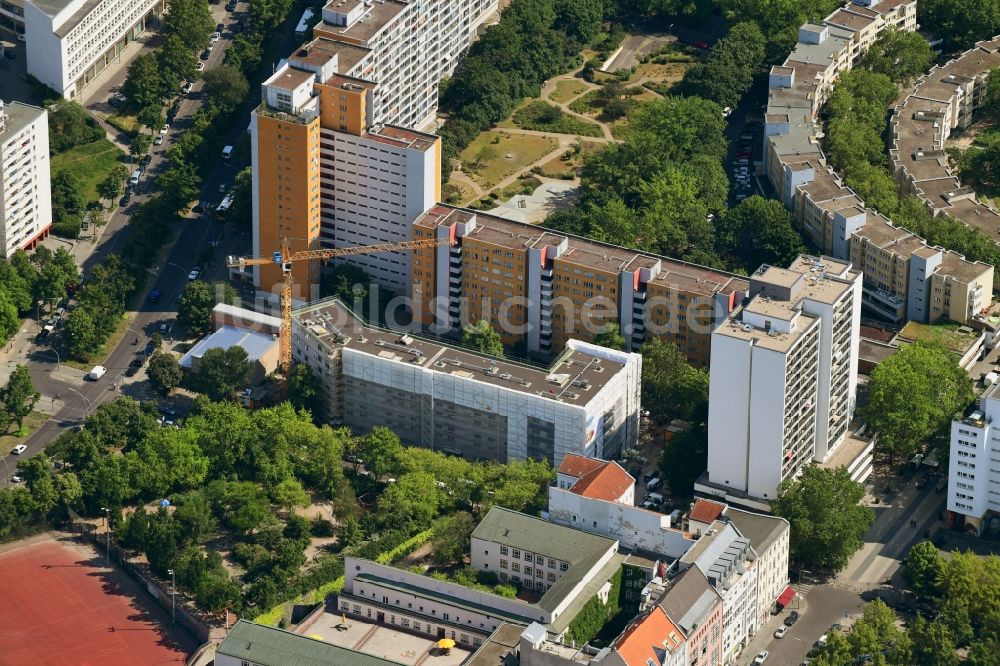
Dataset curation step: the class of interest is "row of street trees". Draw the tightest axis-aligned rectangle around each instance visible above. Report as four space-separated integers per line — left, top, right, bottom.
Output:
0 248 79 345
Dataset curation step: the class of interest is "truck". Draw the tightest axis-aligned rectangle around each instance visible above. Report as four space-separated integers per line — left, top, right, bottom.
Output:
86 365 107 381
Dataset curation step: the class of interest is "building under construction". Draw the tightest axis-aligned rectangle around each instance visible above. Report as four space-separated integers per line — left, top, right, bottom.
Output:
292 298 642 466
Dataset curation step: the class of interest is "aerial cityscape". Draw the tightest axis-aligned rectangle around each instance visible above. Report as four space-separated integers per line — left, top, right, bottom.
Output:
2 0 1000 664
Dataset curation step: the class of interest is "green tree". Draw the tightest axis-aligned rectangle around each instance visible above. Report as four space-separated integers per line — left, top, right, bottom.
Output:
129 133 152 161
339 517 363 547
640 338 709 424
592 323 626 351
137 105 165 135
193 346 251 401
430 511 475 564
359 426 403 479
918 0 1000 51
1 365 40 432
717 0 841 62
0 289 19 345
46 101 104 153
178 280 236 335
910 616 959 666
657 423 707 499
202 65 250 111
773 465 874 571
163 0 214 50
462 320 504 356
905 541 944 599
859 27 934 85
843 599 912 664
864 342 973 464
0 260 35 314
287 363 322 417
122 53 166 110
377 471 440 530
173 491 217 544
676 21 766 109
50 170 86 237
716 195 805 271
157 35 197 88
158 160 201 212
97 165 130 207
271 477 310 512
63 307 103 360
147 351 183 396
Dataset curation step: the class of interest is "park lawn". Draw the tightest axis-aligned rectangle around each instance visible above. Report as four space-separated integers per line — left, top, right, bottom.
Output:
569 89 602 115
0 411 49 450
628 61 690 85
513 102 603 137
63 315 131 371
106 113 138 135
51 139 126 204
459 131 558 189
550 79 592 104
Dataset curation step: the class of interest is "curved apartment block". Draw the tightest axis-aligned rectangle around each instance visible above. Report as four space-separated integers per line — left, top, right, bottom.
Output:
763 0 994 327
889 36 1000 248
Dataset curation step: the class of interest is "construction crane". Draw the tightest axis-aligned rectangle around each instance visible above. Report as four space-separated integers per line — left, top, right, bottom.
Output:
227 236 452 373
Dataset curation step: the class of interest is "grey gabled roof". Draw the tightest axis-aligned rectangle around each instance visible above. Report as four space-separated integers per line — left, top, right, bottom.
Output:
217 620 406 666
657 568 720 635
725 508 789 555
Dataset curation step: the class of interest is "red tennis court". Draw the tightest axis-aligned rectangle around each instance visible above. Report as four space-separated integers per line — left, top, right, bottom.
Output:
0 537 196 665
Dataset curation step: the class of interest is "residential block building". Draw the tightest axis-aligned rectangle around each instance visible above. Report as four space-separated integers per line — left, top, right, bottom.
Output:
678 522 758 663
24 0 164 99
292 298 642 466
890 36 1000 246
546 455 697 560
0 0 24 37
217 620 404 666
654 567 724 666
251 0 497 298
948 384 1000 536
701 256 864 504
339 508 638 644
0 100 51 257
762 0 997 328
411 205 749 366
724 507 792 630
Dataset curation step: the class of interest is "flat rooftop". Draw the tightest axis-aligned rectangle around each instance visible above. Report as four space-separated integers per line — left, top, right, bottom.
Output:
465 624 524 666
414 206 748 298
293 299 627 405
715 307 818 353
369 124 438 152
0 101 45 144
294 612 470 666
896 320 983 356
318 0 408 44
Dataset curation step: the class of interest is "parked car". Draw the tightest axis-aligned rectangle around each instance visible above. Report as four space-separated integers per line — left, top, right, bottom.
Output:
210 31 221 43
10 475 23 484
216 22 224 32
774 626 787 639
182 81 195 94
85 365 107 381
225 0 237 10
218 182 227 193
109 96 124 109
124 365 139 377
154 135 164 146
148 289 162 303
11 444 27 455
752 651 769 664
196 62 205 72
140 154 152 168
187 268 201 281
120 190 132 206
785 611 800 626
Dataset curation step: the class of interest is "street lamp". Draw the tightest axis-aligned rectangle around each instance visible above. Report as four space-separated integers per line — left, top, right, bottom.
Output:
796 569 811 608
61 385 93 417
101 507 111 561
167 568 176 624
39 345 60 371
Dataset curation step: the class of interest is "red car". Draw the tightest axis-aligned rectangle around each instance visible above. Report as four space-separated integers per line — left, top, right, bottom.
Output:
693 40 710 49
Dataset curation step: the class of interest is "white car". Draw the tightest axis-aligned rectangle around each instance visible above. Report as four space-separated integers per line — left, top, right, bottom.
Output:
218 182 227 193
752 651 769 664
160 124 169 135
10 475 23 483
182 81 195 94
11 444 27 455
774 626 787 639
154 135 164 145
196 62 205 72
187 268 201 281
210 31 221 43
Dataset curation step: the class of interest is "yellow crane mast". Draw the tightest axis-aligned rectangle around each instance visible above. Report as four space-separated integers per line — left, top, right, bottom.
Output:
228 237 452 372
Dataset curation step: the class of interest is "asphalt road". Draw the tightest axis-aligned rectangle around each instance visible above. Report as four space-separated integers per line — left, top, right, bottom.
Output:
0 3 253 484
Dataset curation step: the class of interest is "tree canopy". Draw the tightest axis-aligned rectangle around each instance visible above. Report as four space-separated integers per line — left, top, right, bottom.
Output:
858 27 934 85
178 280 236 335
461 320 504 356
676 21 766 110
715 195 805 272
772 465 874 572
864 341 973 464
919 0 1000 52
192 346 252 401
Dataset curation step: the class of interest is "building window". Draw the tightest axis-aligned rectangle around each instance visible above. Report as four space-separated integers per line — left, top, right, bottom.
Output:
560 562 568 572
500 559 508 569
500 546 508 556
512 550 521 559
512 563 520 572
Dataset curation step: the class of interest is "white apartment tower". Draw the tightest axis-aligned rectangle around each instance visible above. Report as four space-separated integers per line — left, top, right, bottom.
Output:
702 256 862 503
0 100 51 257
24 0 164 99
948 386 1000 536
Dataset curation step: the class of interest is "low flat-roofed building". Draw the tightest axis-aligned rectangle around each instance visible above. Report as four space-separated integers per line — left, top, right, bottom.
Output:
179 325 280 385
292 298 642 466
216 619 405 666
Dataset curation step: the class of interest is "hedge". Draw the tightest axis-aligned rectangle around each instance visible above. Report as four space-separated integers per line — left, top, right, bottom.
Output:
255 528 433 626
564 568 623 645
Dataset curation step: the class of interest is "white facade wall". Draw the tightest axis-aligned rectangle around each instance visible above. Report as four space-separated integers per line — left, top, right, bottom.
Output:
706 333 752 493
25 0 160 98
949 410 993 520
547 487 696 559
319 127 436 290
751 528 790 627
720 562 758 661
0 101 50 257
342 558 545 639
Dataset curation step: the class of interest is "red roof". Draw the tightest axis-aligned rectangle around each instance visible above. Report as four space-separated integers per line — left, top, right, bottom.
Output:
613 607 685 666
570 462 634 502
558 453 607 479
690 499 726 524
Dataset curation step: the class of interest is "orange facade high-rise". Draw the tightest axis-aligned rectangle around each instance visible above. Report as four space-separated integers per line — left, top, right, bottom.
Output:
228 237 452 373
